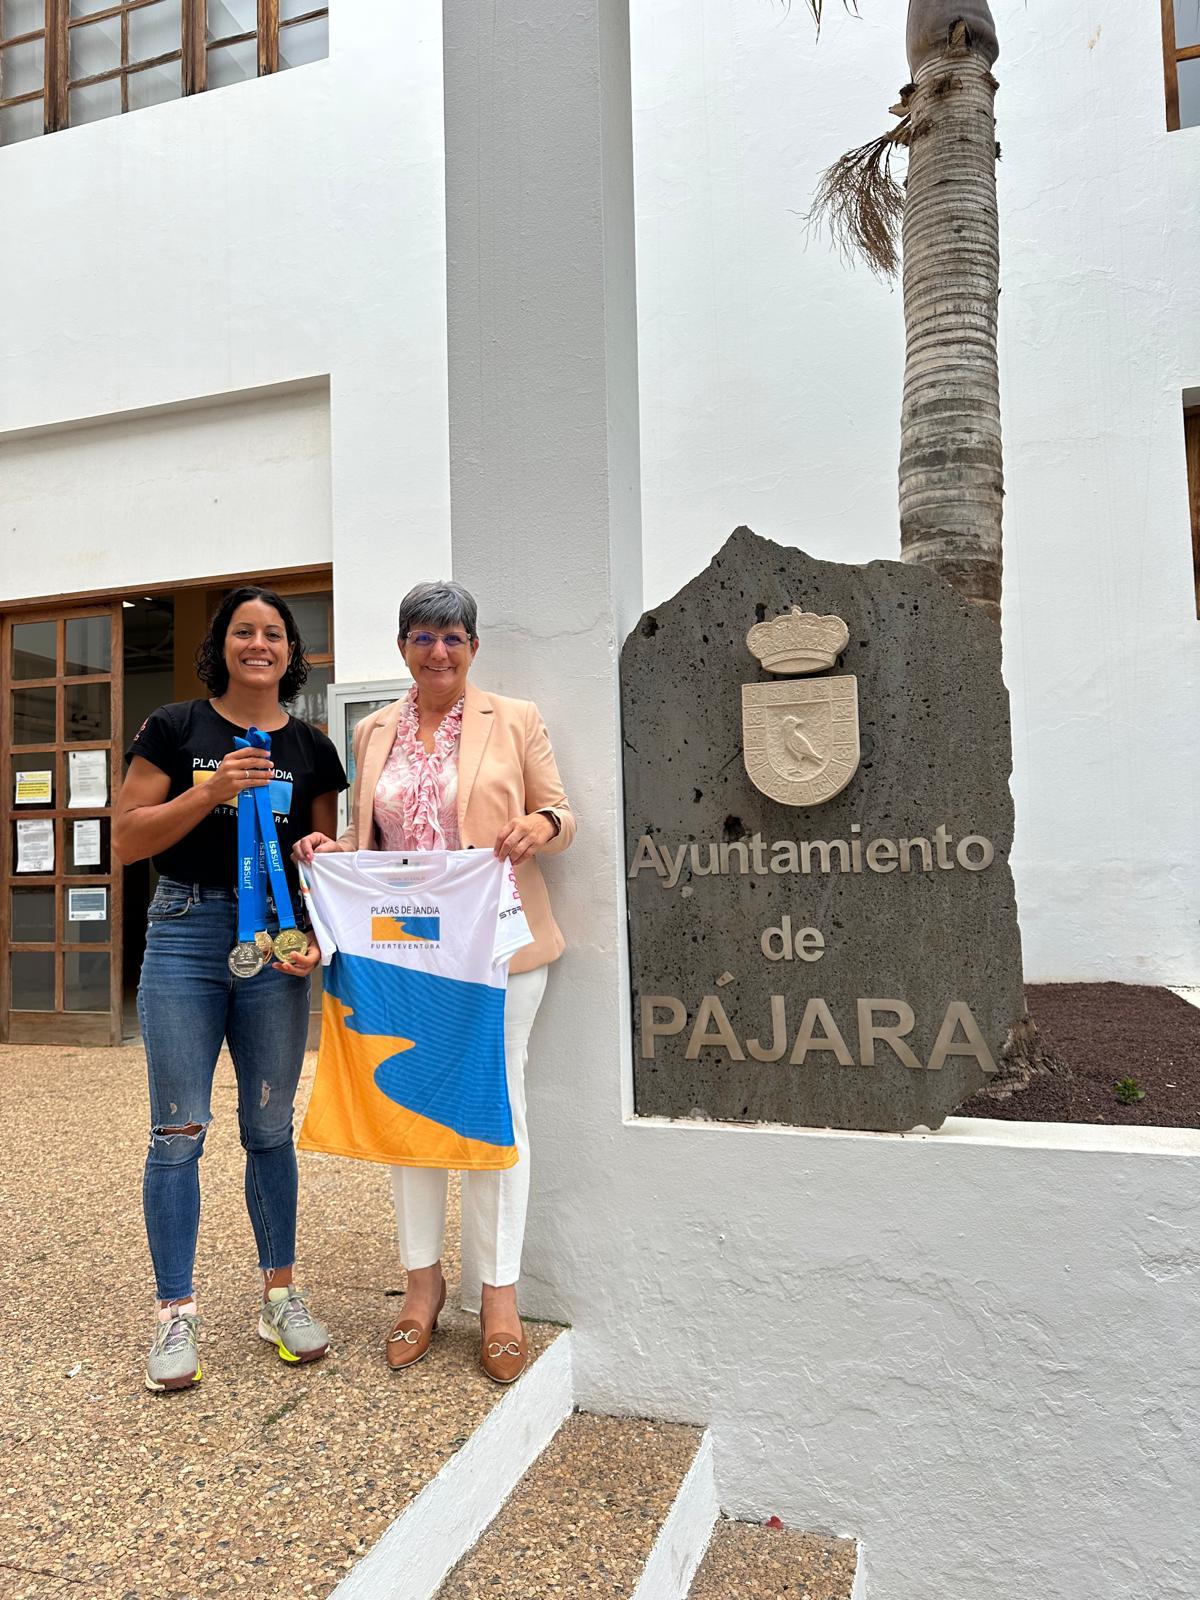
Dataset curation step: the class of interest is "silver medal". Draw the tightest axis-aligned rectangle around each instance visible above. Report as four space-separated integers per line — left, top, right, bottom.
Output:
228 940 266 979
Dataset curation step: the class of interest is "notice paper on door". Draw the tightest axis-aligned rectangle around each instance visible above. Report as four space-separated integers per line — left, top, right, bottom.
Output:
68 887 107 922
14 770 52 805
73 819 101 866
68 750 107 808
16 818 54 873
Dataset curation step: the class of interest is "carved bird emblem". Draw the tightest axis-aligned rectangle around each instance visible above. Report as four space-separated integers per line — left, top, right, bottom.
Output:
781 716 822 777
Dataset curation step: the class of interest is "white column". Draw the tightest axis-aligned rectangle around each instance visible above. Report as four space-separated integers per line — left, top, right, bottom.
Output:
441 0 643 1314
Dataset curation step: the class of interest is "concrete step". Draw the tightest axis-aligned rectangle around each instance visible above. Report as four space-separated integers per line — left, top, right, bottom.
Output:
433 1413 712 1599
688 1517 858 1599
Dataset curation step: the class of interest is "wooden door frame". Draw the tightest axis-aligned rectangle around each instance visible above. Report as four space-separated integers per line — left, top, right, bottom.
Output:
1 601 124 1045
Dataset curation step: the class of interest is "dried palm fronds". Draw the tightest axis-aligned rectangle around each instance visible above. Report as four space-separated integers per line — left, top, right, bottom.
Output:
800 0 860 33
808 122 908 278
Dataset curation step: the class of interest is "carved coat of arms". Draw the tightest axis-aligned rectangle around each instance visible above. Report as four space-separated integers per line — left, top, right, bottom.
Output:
742 608 859 806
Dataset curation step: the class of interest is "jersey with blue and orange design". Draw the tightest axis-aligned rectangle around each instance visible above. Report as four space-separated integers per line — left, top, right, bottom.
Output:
297 849 534 1170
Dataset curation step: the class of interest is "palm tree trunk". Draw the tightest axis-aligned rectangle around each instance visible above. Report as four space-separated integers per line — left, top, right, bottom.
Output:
899 4 1003 623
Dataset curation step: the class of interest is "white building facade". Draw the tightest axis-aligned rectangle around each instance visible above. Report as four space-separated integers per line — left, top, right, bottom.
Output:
2 6 1199 1598
1 2 1196 999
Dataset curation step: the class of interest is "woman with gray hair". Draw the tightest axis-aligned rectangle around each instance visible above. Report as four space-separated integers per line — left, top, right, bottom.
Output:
293 581 574 1383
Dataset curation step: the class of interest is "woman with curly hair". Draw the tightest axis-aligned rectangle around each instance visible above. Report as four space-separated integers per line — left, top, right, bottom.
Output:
114 586 346 1392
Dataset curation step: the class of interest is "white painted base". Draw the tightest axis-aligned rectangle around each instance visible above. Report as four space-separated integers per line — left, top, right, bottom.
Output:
850 1542 867 1599
330 1331 574 1600
635 1430 718 1600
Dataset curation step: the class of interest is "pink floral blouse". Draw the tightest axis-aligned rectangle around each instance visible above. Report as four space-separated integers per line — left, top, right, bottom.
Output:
373 689 465 851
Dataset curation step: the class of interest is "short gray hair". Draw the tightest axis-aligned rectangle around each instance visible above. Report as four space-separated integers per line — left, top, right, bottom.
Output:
397 581 479 641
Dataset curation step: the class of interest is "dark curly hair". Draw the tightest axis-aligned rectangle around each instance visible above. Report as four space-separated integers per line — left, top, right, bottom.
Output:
195 586 310 702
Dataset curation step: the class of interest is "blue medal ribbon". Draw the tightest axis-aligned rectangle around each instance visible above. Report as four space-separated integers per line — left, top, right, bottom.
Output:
233 737 267 947
244 727 299 934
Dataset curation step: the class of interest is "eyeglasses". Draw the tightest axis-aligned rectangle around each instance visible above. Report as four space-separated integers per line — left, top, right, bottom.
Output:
405 630 472 650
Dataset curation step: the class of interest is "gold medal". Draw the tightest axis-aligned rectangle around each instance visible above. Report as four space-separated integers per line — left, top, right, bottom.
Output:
273 926 309 962
254 930 275 959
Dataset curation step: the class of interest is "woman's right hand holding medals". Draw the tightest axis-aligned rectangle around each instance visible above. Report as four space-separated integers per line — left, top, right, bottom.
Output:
207 748 274 807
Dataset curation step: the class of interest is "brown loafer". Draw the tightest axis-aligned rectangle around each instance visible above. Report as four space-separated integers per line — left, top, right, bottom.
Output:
480 1323 528 1385
386 1280 447 1371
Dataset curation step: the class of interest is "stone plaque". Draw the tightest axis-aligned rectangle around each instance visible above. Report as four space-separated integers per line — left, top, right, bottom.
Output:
622 527 1025 1133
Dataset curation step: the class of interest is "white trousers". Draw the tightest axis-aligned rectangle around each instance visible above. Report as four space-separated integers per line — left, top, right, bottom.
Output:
390 964 548 1312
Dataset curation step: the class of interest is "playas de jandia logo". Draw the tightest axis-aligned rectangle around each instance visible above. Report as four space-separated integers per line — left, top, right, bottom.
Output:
371 913 441 944
741 608 859 807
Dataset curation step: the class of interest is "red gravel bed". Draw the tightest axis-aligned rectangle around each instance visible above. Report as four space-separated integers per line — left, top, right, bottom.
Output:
955 982 1200 1129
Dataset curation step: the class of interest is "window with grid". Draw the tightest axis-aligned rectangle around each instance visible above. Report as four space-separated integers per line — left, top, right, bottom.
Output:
1164 0 1200 130
0 0 327 146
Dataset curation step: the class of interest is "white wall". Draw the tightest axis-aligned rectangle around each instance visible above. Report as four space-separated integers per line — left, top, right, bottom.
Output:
0 3 450 685
526 1106 1200 1600
0 382 330 598
630 0 1200 984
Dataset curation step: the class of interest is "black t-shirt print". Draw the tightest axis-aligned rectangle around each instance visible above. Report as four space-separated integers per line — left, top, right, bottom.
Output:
126 700 347 908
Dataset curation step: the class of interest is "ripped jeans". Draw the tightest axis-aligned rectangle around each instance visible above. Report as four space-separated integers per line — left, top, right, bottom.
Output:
137 879 310 1301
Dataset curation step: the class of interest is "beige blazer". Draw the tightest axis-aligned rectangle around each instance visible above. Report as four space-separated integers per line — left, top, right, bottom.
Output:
337 682 575 973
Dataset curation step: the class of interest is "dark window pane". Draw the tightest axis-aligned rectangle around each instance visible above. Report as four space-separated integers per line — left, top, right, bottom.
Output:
64 682 110 742
63 886 110 944
12 621 56 680
1179 57 1200 129
205 0 255 38
0 100 43 146
1 36 43 95
11 951 54 1010
5 0 44 34
128 57 182 109
64 615 111 676
13 818 56 875
128 0 181 64
286 592 331 655
12 686 55 744
69 14 120 80
1175 1 1200 50
65 950 109 1011
206 36 256 86
12 754 55 806
11 888 55 942
68 816 110 875
278 14 327 70
286 662 330 731
69 77 120 125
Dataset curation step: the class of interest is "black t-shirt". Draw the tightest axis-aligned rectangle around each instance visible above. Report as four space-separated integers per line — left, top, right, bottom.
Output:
126 700 347 909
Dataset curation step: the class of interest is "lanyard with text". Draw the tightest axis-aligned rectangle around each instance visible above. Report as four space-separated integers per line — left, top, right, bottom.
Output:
227 728 309 978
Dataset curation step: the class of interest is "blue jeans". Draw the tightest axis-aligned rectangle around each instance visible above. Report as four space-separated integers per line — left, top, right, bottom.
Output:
137 878 310 1301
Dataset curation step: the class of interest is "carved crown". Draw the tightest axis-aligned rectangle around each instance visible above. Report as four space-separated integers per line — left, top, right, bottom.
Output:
746 607 849 675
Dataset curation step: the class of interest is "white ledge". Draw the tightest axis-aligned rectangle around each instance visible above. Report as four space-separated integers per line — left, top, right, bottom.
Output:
626 1111 1200 1158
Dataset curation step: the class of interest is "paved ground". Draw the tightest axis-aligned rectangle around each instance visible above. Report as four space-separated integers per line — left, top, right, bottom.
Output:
0 1045 558 1600
689 1519 857 1599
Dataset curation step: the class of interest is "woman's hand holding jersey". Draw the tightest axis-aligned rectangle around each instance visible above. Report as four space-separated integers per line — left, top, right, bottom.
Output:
493 811 558 867
291 829 341 864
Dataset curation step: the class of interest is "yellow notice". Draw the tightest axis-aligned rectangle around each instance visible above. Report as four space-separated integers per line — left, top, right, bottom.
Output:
15 771 52 805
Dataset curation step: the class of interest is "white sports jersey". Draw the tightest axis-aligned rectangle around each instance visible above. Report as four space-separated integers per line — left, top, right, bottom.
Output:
298 850 534 1169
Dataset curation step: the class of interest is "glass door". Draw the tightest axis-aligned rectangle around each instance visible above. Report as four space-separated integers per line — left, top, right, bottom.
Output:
1 604 124 1045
